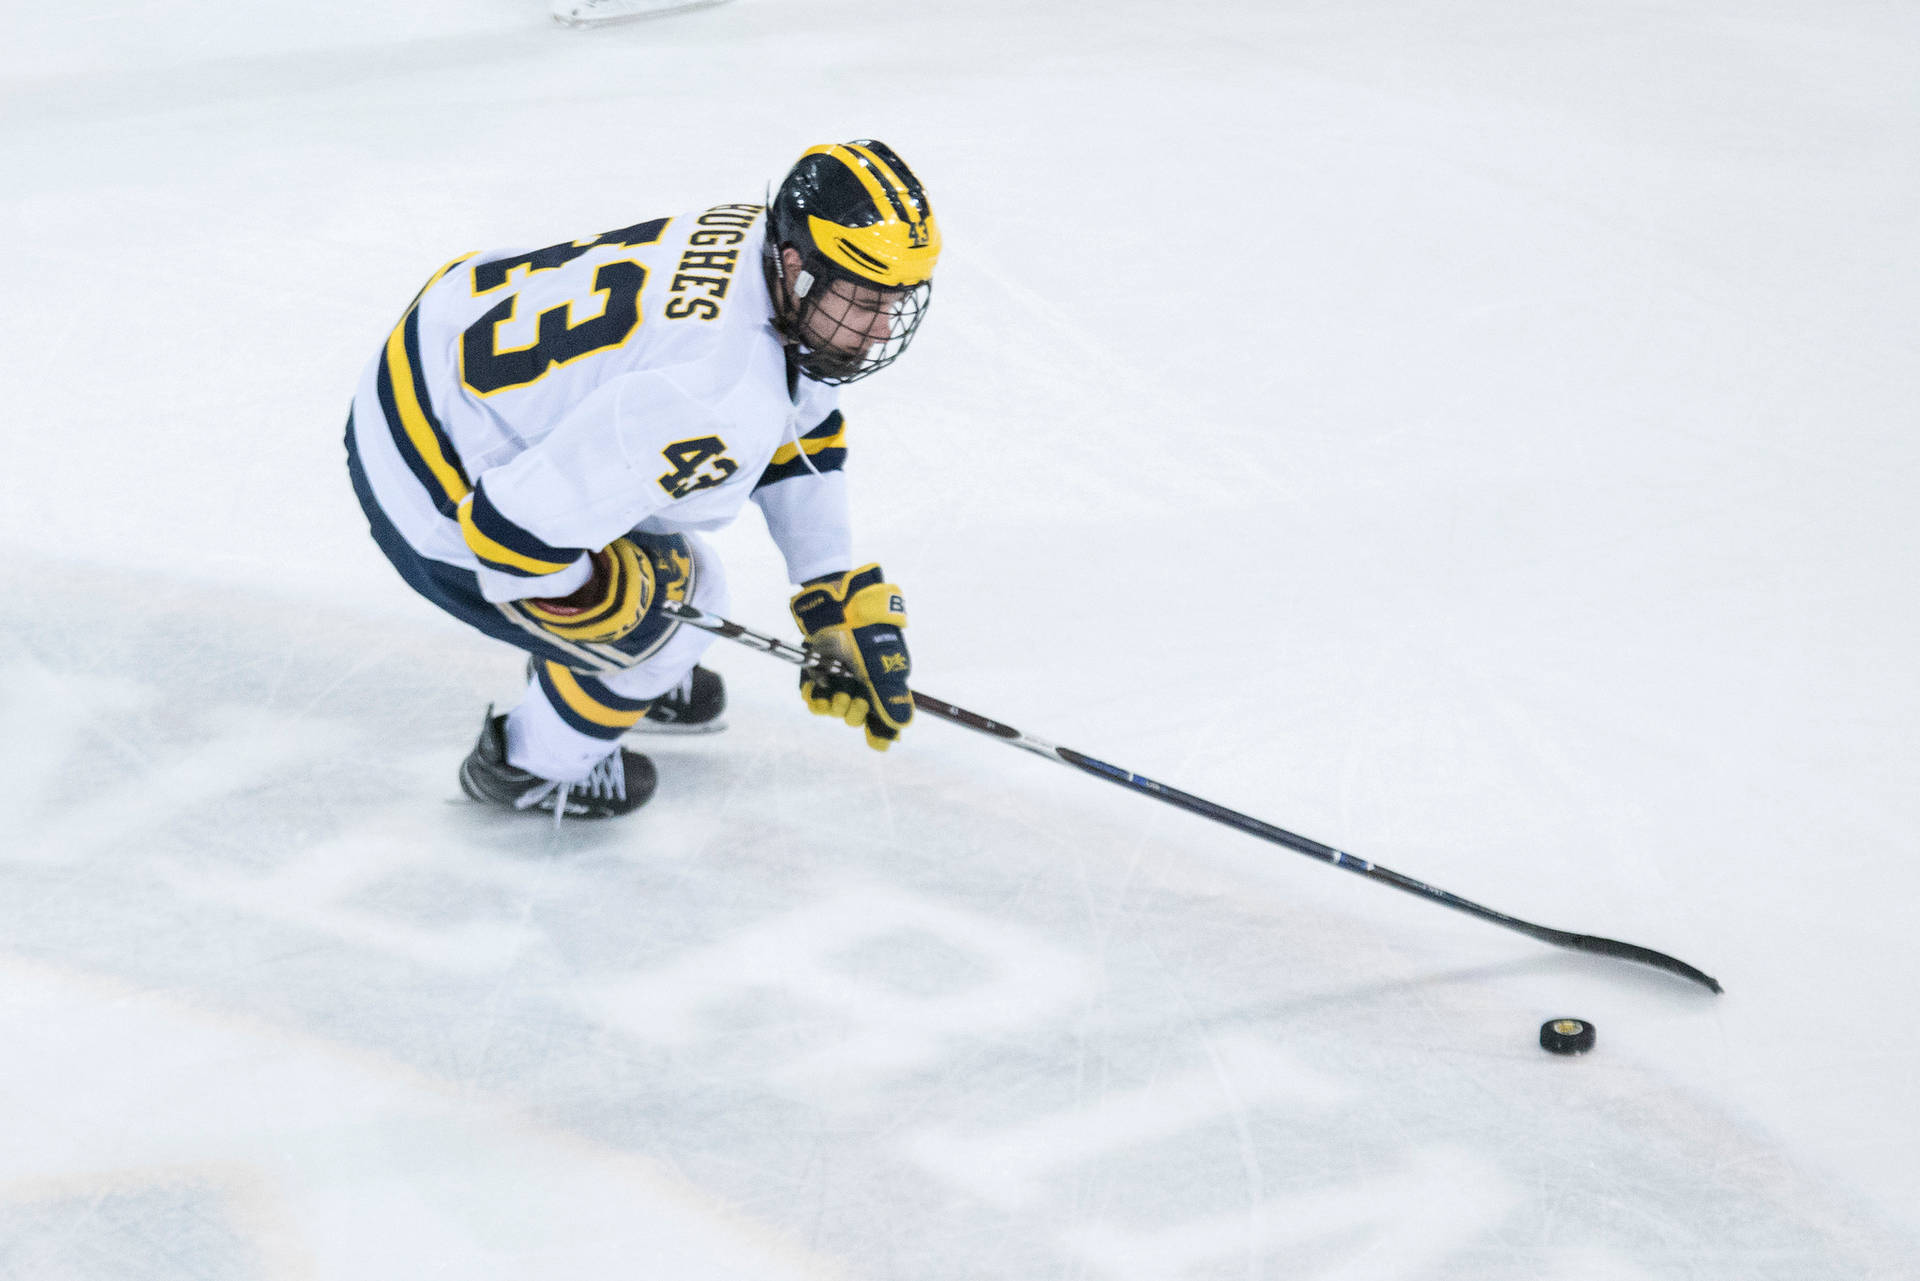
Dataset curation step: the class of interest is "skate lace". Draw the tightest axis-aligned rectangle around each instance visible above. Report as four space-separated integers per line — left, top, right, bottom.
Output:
515 750 627 827
576 750 628 801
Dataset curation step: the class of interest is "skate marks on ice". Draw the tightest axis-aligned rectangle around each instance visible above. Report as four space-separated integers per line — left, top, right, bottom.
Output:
0 959 841 1281
581 884 1096 1094
0 1171 268 1281
0 562 1910 1280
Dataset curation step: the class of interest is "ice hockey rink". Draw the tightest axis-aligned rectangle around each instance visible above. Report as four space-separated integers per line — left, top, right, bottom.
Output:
3 0 1917 1276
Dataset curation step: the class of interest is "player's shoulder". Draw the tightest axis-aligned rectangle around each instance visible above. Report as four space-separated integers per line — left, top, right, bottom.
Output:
790 374 841 428
629 204 778 390
424 202 765 307
411 202 783 419
649 201 768 318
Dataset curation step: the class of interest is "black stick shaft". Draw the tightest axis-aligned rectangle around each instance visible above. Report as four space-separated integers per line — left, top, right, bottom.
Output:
662 600 1722 994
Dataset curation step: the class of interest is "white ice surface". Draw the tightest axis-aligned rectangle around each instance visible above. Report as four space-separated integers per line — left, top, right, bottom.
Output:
2 1 1917 1277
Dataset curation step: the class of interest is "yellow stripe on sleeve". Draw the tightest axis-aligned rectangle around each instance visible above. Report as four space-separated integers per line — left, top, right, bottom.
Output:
421 252 477 299
767 422 848 468
383 313 470 508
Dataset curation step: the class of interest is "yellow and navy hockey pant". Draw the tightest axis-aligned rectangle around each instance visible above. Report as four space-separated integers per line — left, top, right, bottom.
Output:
345 412 727 743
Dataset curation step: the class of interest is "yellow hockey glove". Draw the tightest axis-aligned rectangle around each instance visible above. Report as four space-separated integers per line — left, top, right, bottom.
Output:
789 564 912 751
521 538 653 643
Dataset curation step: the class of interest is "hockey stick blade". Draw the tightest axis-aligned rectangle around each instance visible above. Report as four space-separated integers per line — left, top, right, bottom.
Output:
660 600 1723 995
1549 934 1722 993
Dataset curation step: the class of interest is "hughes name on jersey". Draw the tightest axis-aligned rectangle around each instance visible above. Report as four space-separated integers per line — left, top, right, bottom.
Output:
348 203 852 620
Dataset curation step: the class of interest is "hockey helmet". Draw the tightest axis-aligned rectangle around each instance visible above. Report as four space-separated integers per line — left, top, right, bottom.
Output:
765 140 940 384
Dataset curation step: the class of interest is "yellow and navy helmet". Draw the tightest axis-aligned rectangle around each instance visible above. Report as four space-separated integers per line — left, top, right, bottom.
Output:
765 140 940 384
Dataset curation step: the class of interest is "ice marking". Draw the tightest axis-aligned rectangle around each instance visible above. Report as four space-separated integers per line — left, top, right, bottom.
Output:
1063 1147 1514 1280
904 1034 1356 1210
580 883 1092 1092
2 689 347 868
186 805 567 975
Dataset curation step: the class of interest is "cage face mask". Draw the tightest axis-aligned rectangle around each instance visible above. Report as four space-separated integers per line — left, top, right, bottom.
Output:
766 140 940 385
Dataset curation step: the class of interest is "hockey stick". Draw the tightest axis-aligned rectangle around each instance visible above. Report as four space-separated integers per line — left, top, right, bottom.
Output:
661 599 1723 995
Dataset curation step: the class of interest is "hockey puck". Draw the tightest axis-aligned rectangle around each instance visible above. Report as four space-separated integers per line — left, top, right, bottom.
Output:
1539 1018 1596 1055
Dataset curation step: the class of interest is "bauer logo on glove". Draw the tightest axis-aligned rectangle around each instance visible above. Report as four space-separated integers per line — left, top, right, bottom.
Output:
791 564 913 751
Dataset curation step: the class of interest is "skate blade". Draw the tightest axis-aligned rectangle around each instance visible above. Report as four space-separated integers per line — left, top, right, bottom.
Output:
553 0 733 27
624 717 728 736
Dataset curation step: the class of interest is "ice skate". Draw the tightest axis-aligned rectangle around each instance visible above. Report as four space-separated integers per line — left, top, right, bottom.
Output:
523 660 727 734
458 711 657 819
630 665 727 733
552 0 734 28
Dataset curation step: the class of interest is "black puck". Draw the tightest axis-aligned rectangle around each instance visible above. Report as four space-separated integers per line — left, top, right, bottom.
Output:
1540 1017 1596 1055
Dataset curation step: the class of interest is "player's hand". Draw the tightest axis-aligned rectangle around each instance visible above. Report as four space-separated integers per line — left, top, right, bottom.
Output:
790 565 912 751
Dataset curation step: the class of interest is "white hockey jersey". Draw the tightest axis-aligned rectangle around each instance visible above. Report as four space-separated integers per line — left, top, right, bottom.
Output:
349 203 853 603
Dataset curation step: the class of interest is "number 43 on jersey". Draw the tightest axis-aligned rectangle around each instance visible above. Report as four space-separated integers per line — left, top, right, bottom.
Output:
657 436 737 499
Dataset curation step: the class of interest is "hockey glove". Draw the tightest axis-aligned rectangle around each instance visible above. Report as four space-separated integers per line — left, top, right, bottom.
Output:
522 537 652 643
790 564 912 751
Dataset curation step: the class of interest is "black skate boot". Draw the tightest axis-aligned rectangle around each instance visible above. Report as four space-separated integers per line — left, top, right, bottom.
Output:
458 710 657 819
522 660 726 734
634 665 727 733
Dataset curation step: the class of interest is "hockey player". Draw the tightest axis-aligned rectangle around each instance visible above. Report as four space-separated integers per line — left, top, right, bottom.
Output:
343 141 938 819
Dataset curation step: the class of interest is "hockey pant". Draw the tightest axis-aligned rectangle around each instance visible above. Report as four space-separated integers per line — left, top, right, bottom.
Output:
347 419 726 781
507 537 727 781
